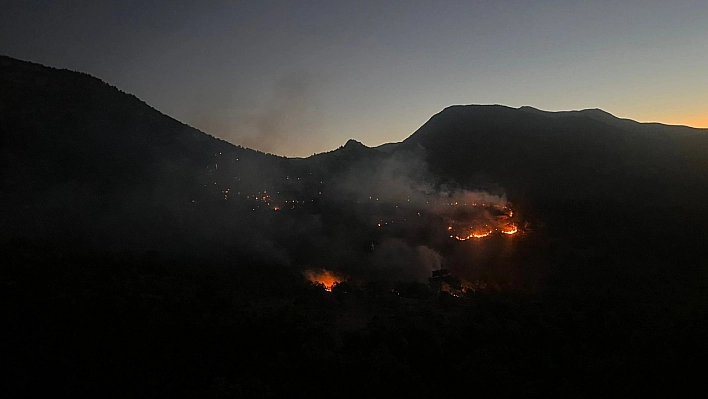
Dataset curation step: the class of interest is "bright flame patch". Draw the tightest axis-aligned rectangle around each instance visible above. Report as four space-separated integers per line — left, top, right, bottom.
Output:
305 270 343 292
501 223 518 235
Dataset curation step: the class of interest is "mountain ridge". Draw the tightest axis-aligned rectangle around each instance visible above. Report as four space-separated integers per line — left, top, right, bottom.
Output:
397 103 708 206
5 54 706 163
4 54 708 246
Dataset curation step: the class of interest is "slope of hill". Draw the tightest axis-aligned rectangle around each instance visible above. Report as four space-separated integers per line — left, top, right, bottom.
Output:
398 104 708 206
0 55 292 255
0 55 287 197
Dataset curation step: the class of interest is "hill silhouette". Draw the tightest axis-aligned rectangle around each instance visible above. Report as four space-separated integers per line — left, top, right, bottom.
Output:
397 104 708 206
5 55 707 228
3 54 708 280
3 55 708 279
2 56 708 396
1 55 295 256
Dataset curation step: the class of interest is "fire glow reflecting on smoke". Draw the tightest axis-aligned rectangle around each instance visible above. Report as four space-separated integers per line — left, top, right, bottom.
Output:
305 270 342 291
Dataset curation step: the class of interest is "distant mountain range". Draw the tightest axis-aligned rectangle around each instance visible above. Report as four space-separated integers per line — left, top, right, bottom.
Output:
2 55 708 262
4 55 707 205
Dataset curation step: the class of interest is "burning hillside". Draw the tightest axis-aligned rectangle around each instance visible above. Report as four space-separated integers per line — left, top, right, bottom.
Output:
305 269 345 292
444 203 520 240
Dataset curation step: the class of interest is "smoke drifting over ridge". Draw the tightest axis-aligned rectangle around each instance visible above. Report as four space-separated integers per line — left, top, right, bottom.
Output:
238 72 317 155
186 71 321 157
231 71 320 155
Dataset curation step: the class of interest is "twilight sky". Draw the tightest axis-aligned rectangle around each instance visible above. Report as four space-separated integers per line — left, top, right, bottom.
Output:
2 0 707 157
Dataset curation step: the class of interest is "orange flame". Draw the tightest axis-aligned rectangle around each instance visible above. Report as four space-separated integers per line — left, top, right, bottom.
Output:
454 227 493 241
305 270 342 292
471 230 492 238
446 202 520 240
501 223 518 235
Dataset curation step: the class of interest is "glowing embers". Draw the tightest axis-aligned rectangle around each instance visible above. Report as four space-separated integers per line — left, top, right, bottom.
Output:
471 229 493 239
453 226 493 241
305 270 343 292
451 223 519 240
446 202 520 240
500 223 518 235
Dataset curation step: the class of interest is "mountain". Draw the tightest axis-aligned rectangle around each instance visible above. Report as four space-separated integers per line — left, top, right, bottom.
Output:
3 56 708 397
4 55 708 260
4 55 708 255
0 55 295 255
396 104 708 206
0 55 293 199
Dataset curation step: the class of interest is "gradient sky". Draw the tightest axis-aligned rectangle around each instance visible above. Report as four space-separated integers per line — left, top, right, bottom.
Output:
2 0 707 157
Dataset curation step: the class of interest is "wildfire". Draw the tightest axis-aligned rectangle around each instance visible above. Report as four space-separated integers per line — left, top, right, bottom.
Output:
501 223 518 235
305 270 342 292
445 202 521 240
472 230 492 238
454 227 493 241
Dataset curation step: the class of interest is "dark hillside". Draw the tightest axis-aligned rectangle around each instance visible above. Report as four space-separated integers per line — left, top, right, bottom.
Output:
0 56 290 255
400 104 708 206
396 104 708 297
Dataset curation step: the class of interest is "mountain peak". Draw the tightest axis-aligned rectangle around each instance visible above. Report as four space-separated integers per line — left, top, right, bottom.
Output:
343 139 367 149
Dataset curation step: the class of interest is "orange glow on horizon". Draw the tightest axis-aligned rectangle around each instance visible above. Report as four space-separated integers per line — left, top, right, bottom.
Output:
677 116 708 129
633 111 708 129
644 117 708 128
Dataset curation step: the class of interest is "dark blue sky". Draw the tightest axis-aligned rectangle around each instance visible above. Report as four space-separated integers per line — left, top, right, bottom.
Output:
2 1 707 156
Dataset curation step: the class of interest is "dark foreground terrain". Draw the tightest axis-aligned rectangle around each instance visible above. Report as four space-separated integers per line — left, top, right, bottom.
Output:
3 238 707 397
